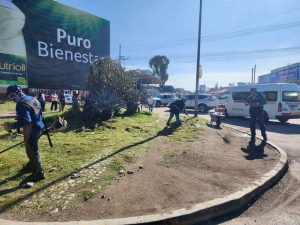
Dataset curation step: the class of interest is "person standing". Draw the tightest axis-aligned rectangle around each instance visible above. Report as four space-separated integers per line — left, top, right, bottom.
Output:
245 87 267 141
59 90 65 111
3 85 45 181
51 90 58 111
167 97 188 126
37 89 46 111
147 93 154 112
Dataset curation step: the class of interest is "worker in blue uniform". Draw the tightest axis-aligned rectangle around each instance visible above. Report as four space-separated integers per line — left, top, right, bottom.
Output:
245 87 267 142
3 85 45 182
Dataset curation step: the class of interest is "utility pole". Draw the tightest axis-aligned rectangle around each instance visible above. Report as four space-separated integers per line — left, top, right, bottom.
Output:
252 68 253 84
254 64 256 84
119 56 130 70
194 0 202 117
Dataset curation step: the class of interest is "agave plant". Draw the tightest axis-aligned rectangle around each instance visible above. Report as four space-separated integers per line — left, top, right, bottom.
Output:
86 90 126 120
126 90 141 115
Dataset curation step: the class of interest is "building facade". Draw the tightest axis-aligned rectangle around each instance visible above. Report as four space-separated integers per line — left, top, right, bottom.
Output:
258 62 300 85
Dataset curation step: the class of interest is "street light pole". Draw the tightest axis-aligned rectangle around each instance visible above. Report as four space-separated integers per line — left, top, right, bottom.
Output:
194 0 202 117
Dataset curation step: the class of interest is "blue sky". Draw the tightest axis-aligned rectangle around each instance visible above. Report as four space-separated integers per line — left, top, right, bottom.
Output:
59 0 300 91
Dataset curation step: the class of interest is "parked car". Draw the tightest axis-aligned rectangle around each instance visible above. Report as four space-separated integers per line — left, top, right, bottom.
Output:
153 94 176 107
217 83 300 123
65 94 73 104
168 94 217 112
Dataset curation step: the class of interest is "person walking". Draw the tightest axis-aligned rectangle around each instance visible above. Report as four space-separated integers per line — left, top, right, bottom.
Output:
167 97 188 126
245 87 267 141
3 85 45 181
51 90 58 111
147 93 154 112
59 90 65 111
37 89 46 111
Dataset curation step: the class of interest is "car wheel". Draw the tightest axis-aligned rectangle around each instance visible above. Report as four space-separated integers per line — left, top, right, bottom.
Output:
278 118 289 123
198 104 207 112
264 111 269 123
156 101 161 107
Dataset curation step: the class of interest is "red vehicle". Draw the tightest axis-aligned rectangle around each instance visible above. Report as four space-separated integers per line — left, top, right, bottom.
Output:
46 95 52 102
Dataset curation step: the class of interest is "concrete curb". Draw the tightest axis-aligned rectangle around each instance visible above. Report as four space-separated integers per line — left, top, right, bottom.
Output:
0 125 288 225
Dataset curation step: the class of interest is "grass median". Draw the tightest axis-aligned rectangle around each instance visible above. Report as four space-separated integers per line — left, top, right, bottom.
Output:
0 109 206 219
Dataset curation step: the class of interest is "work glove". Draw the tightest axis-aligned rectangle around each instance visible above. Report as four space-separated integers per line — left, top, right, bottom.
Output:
3 122 12 132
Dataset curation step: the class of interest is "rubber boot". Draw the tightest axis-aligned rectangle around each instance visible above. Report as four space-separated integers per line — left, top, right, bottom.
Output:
22 161 32 173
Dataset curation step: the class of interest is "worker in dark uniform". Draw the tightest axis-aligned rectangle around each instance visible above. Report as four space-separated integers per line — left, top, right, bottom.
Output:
37 89 46 112
245 87 267 142
3 85 45 182
59 90 65 111
167 97 188 126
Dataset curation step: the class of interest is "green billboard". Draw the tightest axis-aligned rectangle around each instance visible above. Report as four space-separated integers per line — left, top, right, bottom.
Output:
0 0 110 89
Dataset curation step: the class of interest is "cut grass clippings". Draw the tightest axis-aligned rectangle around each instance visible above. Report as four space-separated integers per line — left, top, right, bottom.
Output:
0 108 207 220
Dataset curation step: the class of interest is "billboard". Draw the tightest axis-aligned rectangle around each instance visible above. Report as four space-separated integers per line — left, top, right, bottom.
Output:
0 0 110 89
270 63 299 84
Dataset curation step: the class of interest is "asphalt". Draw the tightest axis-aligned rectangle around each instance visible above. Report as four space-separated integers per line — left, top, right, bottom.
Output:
154 106 300 224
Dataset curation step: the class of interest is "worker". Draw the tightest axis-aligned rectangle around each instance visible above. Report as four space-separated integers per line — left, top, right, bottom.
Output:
51 90 58 111
245 87 267 142
147 93 154 112
37 89 46 111
167 97 188 126
3 85 45 182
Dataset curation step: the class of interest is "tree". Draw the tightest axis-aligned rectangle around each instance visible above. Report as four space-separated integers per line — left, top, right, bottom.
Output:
149 55 169 87
86 57 139 117
237 82 251 86
175 87 184 93
86 56 136 102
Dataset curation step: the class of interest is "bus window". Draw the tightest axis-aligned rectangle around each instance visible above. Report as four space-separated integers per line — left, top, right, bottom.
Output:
264 91 277 101
282 91 300 102
219 92 230 99
232 92 249 100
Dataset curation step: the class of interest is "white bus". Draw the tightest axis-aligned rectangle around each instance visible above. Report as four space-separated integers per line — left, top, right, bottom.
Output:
218 83 300 123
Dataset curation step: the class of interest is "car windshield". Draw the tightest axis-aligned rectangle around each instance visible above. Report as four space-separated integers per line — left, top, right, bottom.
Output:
154 95 163 98
282 91 300 102
65 94 72 98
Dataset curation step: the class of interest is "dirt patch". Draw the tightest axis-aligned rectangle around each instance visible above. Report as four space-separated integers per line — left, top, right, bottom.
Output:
1 127 280 222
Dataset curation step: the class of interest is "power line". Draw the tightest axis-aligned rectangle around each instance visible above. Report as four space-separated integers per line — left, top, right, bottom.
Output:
218 7 300 32
111 7 300 50
110 21 300 53
116 46 300 60
110 46 300 63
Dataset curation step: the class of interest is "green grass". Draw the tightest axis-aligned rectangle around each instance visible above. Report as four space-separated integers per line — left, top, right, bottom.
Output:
0 109 207 219
164 149 180 158
0 101 71 114
0 101 16 113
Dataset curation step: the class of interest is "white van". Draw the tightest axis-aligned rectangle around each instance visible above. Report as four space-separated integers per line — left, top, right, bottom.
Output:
218 83 300 123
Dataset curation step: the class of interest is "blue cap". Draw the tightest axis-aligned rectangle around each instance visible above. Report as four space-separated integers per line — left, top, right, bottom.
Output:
250 87 258 92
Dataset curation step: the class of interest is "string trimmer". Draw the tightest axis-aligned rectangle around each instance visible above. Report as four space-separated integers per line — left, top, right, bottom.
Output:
185 114 200 128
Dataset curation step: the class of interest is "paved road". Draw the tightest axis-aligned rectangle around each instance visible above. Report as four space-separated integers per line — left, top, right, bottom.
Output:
153 106 300 225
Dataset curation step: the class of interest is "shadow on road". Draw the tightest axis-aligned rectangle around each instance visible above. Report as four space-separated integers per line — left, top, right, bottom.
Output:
161 107 300 135
223 116 300 135
241 140 268 160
